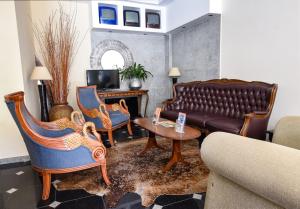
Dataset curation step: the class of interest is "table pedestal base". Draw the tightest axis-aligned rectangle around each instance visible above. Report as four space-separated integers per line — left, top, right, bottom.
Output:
139 133 185 172
138 132 164 156
163 140 184 172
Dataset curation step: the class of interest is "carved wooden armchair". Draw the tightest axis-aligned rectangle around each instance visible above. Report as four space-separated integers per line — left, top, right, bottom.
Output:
4 91 110 200
76 86 132 146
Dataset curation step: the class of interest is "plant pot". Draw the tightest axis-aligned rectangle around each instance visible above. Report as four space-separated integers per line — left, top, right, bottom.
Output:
49 103 73 121
129 78 142 90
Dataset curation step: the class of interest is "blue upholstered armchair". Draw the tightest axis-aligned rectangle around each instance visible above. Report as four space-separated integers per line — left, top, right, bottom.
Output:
4 91 110 200
76 86 132 146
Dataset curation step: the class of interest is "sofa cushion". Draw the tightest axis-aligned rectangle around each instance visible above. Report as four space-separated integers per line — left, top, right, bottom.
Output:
160 110 180 121
206 117 244 134
187 112 216 128
161 110 217 128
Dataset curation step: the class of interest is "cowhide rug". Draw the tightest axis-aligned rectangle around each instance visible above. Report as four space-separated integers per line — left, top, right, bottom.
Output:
53 137 209 208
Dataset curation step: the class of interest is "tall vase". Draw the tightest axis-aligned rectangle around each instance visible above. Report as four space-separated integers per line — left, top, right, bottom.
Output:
49 103 73 121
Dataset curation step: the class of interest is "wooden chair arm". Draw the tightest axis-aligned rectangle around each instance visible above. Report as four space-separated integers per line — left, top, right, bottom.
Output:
30 126 106 162
82 122 102 143
82 122 106 161
47 117 82 132
77 97 112 130
25 122 104 154
77 100 100 118
105 103 119 111
23 130 102 154
105 99 129 115
71 111 85 127
98 104 112 129
24 106 78 131
26 131 85 151
119 99 129 114
36 119 68 130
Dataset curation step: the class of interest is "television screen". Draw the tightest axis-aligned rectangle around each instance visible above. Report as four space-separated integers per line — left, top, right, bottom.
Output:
103 9 115 19
146 12 160 28
99 6 117 25
86 70 120 90
124 10 140 27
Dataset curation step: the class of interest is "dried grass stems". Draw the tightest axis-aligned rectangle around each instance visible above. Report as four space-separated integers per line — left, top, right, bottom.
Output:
33 5 79 105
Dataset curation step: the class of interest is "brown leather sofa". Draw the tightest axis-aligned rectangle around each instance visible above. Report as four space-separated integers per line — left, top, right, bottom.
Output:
161 79 278 140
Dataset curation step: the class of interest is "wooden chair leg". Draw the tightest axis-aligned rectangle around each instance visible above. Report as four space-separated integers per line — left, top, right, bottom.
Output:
100 161 111 185
108 130 114 146
42 172 51 200
127 122 133 136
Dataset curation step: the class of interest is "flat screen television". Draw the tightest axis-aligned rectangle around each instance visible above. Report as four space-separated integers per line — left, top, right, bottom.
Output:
146 12 160 29
123 10 140 27
99 6 117 25
86 70 120 90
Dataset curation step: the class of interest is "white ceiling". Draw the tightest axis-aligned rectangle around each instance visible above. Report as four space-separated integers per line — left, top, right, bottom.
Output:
122 0 174 5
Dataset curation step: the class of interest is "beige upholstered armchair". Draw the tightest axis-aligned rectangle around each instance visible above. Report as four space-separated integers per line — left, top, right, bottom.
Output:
201 116 300 209
272 116 300 150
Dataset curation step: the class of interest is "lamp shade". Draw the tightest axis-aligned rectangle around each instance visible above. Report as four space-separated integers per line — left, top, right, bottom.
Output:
30 66 52 81
168 67 181 77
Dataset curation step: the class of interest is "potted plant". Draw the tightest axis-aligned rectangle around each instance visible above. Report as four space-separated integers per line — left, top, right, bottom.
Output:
33 6 79 121
119 63 153 90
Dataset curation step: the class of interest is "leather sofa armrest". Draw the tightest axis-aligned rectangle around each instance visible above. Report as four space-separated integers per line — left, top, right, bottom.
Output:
201 132 300 209
245 111 268 117
240 111 270 139
162 98 175 111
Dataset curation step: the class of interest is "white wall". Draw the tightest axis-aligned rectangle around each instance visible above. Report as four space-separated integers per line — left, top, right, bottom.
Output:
166 0 221 31
166 0 209 31
0 1 28 160
0 0 93 161
15 1 39 118
220 0 300 128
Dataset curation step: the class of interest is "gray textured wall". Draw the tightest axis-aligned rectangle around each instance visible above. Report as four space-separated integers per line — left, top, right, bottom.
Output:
91 15 220 115
91 31 170 116
171 15 221 83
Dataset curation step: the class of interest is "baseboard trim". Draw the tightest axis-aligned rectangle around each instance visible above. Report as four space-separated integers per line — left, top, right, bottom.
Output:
0 155 31 169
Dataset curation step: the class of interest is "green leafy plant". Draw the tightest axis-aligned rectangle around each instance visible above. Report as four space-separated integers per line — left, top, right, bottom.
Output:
119 63 153 81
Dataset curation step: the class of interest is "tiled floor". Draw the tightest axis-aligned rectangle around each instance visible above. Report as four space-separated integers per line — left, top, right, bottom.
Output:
0 124 205 209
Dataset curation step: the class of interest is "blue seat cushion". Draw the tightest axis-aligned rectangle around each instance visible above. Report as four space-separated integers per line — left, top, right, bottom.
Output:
83 110 129 129
109 110 129 126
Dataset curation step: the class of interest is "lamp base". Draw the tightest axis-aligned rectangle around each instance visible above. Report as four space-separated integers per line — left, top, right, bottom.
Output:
38 83 49 122
172 77 178 85
170 77 179 98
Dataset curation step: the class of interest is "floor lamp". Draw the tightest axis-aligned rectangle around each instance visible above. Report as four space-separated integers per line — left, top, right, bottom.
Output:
169 67 181 97
31 66 52 122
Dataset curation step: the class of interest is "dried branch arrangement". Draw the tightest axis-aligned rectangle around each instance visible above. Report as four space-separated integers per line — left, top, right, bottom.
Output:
33 5 79 105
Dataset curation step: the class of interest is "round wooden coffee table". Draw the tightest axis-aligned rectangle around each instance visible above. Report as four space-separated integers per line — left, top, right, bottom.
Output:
134 118 201 172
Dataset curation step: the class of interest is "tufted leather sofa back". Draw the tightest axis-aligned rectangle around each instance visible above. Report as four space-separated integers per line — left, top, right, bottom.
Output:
167 79 277 120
